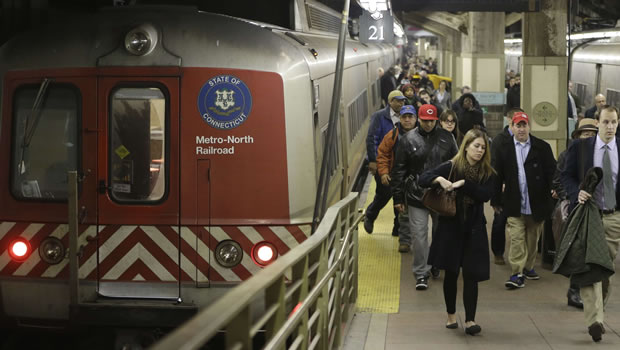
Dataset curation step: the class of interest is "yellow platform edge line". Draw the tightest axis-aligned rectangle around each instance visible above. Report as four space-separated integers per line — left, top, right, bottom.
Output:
357 177 401 313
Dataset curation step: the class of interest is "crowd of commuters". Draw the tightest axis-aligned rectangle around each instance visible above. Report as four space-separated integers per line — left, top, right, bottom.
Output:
362 58 619 342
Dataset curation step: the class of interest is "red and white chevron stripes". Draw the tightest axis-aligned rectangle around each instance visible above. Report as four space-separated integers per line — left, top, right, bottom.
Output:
0 221 310 282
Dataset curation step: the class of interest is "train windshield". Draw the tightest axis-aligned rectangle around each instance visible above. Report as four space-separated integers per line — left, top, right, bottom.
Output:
11 83 79 200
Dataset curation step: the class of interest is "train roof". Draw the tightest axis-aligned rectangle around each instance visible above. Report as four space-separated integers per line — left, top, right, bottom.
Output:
0 5 393 80
572 41 620 66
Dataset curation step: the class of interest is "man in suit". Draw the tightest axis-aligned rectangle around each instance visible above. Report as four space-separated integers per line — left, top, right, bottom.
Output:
585 93 606 119
561 105 620 342
491 112 556 290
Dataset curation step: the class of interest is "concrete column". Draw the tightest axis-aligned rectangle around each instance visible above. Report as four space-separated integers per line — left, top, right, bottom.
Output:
457 12 505 137
522 0 567 155
417 38 427 57
459 12 505 92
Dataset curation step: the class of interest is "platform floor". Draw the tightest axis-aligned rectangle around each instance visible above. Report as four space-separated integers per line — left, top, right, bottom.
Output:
346 176 620 349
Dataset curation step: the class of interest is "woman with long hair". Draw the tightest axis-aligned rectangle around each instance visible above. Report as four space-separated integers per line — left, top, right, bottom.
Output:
419 129 496 336
433 80 451 110
439 110 463 146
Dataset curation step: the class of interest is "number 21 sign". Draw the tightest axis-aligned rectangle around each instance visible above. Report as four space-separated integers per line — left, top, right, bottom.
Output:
360 10 394 44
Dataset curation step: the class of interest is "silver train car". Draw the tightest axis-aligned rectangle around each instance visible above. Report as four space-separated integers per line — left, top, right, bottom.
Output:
0 4 398 329
571 41 620 110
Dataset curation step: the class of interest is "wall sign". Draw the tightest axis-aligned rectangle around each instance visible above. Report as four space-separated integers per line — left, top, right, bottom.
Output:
532 101 557 126
359 10 394 44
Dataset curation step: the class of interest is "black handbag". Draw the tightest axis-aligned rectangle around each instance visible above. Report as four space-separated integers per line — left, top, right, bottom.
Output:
422 162 456 216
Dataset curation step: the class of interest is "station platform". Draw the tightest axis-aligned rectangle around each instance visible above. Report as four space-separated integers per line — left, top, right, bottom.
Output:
346 176 620 349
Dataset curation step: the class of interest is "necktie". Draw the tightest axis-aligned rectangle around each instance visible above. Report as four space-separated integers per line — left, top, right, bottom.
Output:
603 145 616 210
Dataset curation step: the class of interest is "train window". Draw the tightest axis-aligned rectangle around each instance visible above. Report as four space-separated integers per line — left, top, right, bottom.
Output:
575 82 587 108
10 83 79 200
607 89 620 109
109 87 167 203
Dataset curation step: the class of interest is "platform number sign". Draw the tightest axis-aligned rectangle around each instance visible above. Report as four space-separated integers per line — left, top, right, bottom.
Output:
360 10 394 44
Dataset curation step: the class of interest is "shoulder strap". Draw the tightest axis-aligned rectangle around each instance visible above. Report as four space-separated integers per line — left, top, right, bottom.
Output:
392 125 398 141
447 160 454 181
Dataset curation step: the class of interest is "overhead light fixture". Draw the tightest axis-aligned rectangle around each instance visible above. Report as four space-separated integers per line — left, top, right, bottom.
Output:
504 38 522 44
394 22 404 38
569 30 620 40
359 0 389 14
504 30 620 45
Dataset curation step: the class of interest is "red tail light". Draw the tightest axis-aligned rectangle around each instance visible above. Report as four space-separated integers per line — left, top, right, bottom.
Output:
251 242 278 267
8 238 31 262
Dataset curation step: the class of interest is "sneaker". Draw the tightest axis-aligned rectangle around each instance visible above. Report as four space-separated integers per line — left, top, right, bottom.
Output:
363 217 374 234
523 268 540 280
416 277 428 290
493 255 505 265
431 266 440 279
505 274 524 289
398 244 410 253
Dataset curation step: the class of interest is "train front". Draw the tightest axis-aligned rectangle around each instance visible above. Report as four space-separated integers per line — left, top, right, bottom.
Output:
0 6 315 327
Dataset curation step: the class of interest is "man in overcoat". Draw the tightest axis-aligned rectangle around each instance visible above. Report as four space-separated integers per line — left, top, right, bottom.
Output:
491 112 556 289
560 106 620 342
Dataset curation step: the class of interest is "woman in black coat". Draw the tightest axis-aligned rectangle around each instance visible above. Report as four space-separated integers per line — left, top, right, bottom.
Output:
419 129 496 336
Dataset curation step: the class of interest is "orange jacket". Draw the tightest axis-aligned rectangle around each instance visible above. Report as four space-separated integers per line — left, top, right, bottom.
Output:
377 126 400 176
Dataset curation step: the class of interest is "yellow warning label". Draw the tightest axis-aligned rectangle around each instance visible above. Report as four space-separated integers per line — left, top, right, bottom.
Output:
115 145 130 159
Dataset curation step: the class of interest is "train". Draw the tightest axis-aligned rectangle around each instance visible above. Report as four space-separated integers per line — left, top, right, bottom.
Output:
505 35 620 112
0 4 398 330
571 40 620 111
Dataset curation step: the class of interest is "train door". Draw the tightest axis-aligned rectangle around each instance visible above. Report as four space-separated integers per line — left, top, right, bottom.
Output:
96 76 180 300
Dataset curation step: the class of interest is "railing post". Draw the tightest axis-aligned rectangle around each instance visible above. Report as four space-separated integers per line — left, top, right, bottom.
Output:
292 256 310 349
68 171 79 308
330 215 343 349
226 307 252 350
265 276 287 350
316 241 330 350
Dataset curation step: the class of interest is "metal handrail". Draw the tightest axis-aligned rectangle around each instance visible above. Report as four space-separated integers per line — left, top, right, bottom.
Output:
150 192 362 350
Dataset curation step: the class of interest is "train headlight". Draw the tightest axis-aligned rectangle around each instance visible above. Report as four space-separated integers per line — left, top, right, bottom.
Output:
215 240 243 268
39 237 65 265
251 242 278 267
125 23 158 56
8 238 31 262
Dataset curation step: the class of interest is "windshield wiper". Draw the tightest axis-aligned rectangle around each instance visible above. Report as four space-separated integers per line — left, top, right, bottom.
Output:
18 78 51 174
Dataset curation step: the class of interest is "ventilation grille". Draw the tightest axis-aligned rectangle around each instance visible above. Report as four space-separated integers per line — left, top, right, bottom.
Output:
306 1 341 34
348 90 369 142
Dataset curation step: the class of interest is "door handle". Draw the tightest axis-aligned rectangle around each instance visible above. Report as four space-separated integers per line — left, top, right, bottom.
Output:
79 206 87 224
98 180 110 194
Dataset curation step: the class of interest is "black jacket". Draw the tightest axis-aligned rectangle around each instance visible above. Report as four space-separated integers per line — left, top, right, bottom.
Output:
491 133 556 221
391 126 458 207
506 84 520 109
561 136 620 212
451 93 481 116
553 167 615 287
420 161 496 282
456 93 484 134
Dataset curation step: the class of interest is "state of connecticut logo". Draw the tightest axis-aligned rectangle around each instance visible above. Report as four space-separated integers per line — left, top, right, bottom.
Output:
197 75 252 130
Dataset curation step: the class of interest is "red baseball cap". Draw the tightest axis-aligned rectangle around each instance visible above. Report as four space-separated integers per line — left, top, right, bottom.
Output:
512 112 529 125
418 104 438 120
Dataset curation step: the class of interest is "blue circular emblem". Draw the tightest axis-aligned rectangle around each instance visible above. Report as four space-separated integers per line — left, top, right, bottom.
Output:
198 75 252 130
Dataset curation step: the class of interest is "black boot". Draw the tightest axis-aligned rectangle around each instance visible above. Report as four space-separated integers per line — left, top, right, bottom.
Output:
567 287 584 309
